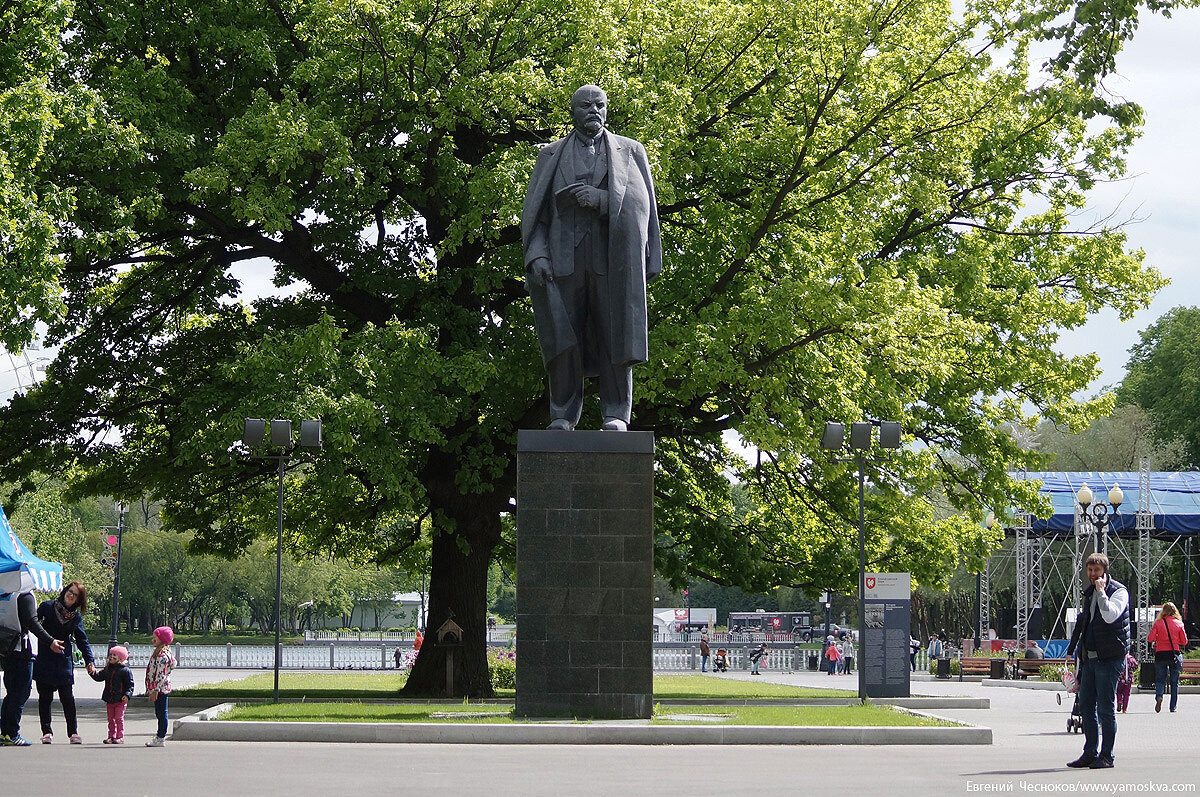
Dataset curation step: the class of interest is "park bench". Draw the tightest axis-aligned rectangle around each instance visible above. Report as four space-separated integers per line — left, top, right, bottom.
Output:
959 656 1067 679
959 657 992 676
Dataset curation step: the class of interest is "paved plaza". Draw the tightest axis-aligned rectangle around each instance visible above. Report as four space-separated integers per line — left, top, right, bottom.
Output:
3 667 1197 795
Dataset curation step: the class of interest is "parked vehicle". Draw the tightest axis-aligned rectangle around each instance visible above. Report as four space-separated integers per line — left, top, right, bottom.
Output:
726 611 849 641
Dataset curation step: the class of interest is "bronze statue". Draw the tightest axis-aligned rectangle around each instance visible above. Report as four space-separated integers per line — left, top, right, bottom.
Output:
521 85 662 431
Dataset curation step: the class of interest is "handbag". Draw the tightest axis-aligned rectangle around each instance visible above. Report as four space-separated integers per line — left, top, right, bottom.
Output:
1062 666 1079 694
1153 618 1183 666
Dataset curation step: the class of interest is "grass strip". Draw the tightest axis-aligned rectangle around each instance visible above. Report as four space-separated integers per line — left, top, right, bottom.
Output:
219 701 948 727
176 673 854 701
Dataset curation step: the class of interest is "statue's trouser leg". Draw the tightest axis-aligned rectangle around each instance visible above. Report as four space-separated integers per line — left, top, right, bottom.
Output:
596 362 632 424
547 349 584 427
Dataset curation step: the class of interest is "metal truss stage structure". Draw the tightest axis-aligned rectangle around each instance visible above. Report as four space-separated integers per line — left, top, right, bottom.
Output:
984 462 1200 660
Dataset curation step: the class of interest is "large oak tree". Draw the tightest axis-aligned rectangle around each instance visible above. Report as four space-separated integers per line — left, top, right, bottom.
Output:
0 0 1178 694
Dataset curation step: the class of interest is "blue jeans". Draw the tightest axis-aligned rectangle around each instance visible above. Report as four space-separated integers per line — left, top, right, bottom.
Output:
1078 655 1122 761
1 655 33 739
153 694 169 738
701 656 708 672
1155 657 1182 711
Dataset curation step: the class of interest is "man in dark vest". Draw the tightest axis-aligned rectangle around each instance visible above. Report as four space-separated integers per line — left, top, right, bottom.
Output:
521 85 661 431
1 589 60 746
1065 552 1129 769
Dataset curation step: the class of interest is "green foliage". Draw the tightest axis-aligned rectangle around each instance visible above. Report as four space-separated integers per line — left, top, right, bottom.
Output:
1118 306 1200 467
1034 404 1189 472
0 0 1183 691
1040 663 1066 682
488 651 516 691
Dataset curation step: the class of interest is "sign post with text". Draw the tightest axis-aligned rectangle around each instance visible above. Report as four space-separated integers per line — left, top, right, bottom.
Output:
863 572 911 698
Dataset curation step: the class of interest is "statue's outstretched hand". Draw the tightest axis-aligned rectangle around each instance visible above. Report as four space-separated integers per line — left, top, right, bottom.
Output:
527 258 554 287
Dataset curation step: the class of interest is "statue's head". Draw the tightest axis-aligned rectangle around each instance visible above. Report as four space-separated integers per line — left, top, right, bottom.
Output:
571 85 608 138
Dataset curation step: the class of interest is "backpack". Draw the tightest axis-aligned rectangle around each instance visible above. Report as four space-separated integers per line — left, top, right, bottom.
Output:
0 589 24 653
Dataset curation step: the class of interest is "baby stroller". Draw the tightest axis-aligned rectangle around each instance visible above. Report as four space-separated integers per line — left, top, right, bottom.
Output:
713 649 729 672
1057 665 1083 733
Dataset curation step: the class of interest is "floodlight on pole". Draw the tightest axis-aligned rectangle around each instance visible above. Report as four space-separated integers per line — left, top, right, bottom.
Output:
818 418 901 702
240 416 323 703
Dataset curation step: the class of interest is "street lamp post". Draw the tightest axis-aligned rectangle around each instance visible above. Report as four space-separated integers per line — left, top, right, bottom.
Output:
242 417 323 702
821 419 901 702
1077 482 1123 555
105 501 128 650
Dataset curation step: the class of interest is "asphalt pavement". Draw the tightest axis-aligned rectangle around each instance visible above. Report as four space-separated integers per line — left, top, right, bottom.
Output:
3 666 1197 796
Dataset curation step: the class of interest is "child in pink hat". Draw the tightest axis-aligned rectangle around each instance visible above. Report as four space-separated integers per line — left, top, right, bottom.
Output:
89 646 134 743
144 627 175 747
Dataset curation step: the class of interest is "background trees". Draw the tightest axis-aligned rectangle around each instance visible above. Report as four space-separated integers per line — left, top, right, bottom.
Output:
0 0 1177 694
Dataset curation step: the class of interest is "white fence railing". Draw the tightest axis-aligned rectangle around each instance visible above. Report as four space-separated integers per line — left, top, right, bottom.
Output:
99 642 934 673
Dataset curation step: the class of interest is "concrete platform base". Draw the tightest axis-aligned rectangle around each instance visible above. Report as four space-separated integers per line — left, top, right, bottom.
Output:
173 704 991 745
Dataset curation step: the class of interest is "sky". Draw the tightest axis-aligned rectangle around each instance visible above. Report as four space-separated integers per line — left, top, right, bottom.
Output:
1052 8 1200 395
3 8 1198 403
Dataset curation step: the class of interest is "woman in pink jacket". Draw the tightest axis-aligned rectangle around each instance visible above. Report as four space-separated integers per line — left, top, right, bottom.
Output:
1146 603 1188 714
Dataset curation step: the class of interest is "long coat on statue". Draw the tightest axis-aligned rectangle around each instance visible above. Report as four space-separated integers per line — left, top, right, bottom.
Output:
520 129 662 372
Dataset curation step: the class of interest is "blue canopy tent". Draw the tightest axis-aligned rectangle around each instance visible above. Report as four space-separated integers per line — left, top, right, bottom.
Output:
1013 472 1200 538
0 505 63 593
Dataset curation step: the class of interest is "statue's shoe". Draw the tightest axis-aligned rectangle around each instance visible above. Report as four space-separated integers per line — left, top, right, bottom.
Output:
601 418 628 431
547 418 574 430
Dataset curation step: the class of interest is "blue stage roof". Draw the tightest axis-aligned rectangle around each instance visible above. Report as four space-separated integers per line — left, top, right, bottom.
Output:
1012 472 1200 536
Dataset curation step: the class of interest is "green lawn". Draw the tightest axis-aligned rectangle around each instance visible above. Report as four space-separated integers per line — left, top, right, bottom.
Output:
218 701 945 726
174 673 855 701
176 672 413 700
653 705 953 726
653 675 856 699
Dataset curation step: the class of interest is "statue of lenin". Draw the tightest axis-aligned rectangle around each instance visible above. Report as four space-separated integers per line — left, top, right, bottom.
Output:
521 85 662 431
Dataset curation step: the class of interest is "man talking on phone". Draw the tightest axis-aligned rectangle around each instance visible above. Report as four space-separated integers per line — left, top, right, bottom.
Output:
1065 552 1129 769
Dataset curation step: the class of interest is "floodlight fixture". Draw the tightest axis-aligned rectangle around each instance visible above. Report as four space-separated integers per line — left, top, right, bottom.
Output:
243 418 266 448
820 422 845 451
849 422 872 450
269 419 292 448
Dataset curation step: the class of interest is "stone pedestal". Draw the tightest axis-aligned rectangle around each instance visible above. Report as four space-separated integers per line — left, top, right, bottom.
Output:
514 430 654 719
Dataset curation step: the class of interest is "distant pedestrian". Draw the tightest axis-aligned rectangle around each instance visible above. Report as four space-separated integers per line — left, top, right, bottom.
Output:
144 626 175 747
699 634 710 672
394 647 403 669
34 581 96 744
825 641 842 675
928 633 944 661
1116 652 1138 714
1147 602 1187 714
843 638 855 674
909 636 920 672
89 646 134 743
749 643 766 675
414 630 424 651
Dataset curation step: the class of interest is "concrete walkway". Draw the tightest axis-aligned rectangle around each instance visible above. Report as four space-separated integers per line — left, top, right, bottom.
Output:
5 667 1198 795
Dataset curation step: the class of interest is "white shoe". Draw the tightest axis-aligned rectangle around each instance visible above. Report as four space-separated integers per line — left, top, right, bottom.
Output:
145 736 165 747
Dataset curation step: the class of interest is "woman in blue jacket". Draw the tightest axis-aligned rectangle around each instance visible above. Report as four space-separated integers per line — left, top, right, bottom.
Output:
33 581 95 744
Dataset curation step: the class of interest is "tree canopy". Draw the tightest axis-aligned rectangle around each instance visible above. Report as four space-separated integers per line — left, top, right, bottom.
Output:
0 0 1181 694
1118 306 1200 467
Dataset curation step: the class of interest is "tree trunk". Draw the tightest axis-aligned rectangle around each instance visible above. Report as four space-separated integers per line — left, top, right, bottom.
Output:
402 493 502 697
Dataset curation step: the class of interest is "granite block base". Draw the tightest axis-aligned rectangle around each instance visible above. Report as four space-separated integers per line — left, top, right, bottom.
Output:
515 430 654 719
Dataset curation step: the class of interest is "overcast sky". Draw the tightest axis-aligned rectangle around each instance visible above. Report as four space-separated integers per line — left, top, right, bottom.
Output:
3 8 1197 404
